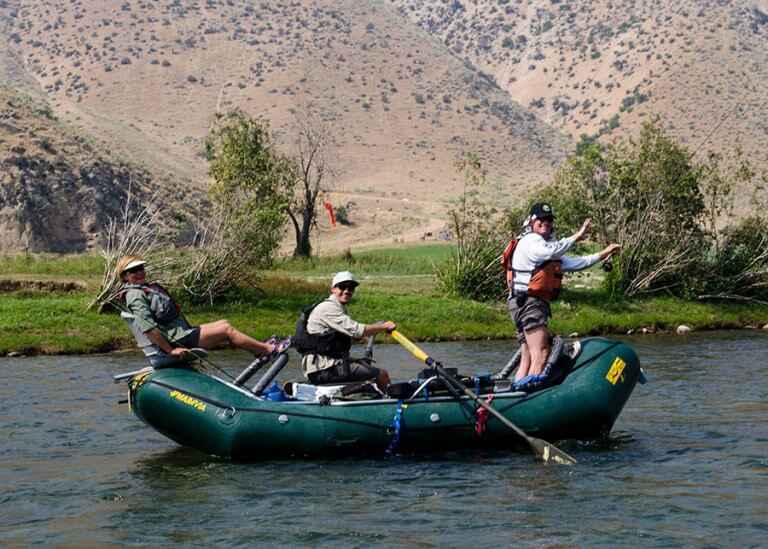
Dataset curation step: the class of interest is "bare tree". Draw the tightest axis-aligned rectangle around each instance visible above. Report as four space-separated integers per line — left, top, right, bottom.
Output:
90 186 175 311
286 108 337 257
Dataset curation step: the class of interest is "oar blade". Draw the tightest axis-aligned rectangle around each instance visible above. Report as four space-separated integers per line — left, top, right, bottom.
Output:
529 437 577 465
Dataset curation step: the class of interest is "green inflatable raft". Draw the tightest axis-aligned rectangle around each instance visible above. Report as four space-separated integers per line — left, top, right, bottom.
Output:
117 337 642 459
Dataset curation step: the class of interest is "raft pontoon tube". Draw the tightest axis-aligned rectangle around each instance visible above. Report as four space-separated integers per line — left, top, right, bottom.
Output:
117 337 642 458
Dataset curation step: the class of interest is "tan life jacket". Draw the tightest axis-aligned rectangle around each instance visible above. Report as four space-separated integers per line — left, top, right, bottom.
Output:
503 239 564 302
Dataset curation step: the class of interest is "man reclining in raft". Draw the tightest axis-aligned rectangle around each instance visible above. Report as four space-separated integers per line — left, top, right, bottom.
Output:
504 202 621 383
294 271 395 389
117 255 290 359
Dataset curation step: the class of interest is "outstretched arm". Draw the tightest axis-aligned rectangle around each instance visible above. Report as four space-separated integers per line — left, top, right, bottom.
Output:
362 321 396 337
572 218 592 242
562 243 622 271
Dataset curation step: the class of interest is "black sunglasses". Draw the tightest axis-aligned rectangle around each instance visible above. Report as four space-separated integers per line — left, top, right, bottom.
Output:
123 265 145 274
336 283 356 292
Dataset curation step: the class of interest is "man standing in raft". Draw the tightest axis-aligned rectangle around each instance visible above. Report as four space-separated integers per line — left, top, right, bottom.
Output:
505 203 621 382
295 271 395 389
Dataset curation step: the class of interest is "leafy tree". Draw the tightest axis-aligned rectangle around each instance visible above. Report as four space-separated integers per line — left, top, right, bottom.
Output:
542 120 708 296
537 120 766 300
199 110 291 298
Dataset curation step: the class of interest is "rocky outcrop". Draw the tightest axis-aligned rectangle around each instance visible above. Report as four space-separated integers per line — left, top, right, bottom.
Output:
0 85 198 252
1 155 145 252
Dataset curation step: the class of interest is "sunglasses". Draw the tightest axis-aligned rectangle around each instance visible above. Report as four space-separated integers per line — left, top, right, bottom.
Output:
336 284 356 292
123 265 145 274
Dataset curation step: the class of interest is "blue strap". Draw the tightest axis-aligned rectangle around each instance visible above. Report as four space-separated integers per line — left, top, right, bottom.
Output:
514 364 554 392
385 400 405 456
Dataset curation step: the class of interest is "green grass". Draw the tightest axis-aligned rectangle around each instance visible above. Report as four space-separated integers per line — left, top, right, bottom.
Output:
0 247 766 356
550 290 768 335
271 243 455 293
0 253 104 281
272 244 454 276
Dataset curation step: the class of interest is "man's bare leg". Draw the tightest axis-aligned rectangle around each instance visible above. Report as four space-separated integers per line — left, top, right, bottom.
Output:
524 327 550 376
515 342 532 381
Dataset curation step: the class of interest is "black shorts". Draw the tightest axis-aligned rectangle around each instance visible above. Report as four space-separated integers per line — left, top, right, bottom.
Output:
508 294 551 343
176 326 201 349
308 360 381 385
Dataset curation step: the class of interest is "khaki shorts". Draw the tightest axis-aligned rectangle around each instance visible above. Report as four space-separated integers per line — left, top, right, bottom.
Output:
308 359 381 385
508 294 551 343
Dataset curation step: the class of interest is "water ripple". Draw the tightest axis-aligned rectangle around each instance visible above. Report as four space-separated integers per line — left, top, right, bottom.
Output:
1 331 766 545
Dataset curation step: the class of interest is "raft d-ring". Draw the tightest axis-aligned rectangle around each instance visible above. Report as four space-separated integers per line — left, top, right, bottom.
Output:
217 406 237 424
385 425 396 436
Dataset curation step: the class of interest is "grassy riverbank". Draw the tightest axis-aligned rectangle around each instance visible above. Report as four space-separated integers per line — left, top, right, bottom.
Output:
1 246 766 356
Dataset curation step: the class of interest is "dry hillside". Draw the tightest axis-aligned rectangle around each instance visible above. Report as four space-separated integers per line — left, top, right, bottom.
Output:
0 0 572 252
0 84 200 252
389 0 768 161
3 0 763 252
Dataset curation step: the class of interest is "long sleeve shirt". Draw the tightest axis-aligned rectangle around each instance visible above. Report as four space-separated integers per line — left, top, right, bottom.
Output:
122 282 195 344
301 295 365 375
510 233 601 295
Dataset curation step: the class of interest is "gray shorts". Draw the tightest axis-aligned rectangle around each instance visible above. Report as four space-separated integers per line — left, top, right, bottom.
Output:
508 294 551 343
308 359 381 385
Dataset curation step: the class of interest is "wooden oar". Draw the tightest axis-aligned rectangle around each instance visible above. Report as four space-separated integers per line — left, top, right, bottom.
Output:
390 330 577 465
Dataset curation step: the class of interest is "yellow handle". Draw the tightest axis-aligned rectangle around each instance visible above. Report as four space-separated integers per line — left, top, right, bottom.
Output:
391 330 430 363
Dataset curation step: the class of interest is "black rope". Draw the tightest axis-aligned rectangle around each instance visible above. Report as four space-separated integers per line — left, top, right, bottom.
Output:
145 378 481 433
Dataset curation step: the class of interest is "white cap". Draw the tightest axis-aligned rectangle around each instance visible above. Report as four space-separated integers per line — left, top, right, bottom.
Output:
332 271 359 288
121 259 147 273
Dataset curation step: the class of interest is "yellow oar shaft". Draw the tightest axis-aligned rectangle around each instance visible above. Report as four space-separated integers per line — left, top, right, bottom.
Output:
390 329 577 466
391 331 430 363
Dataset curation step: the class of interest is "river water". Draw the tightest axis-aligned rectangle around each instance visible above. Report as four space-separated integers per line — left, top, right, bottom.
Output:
1 331 766 546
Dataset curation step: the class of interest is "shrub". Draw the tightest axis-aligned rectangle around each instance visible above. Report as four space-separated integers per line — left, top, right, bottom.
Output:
695 216 768 301
190 110 291 302
435 153 506 300
334 204 350 225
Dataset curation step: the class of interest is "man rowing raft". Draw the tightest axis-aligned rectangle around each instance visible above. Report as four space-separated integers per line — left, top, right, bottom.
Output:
294 271 395 389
